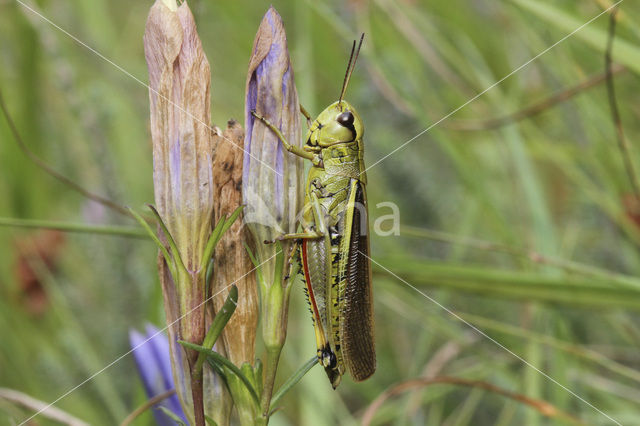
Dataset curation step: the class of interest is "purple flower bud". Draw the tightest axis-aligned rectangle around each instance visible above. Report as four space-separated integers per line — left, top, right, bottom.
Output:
243 6 303 281
130 324 187 426
145 0 214 272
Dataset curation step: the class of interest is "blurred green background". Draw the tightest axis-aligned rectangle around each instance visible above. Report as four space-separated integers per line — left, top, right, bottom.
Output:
2 0 640 424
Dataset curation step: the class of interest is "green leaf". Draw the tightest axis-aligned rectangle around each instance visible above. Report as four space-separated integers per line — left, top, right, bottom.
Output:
220 205 244 237
127 206 175 278
158 406 187 425
269 356 317 412
192 285 239 379
147 204 187 275
205 415 219 426
178 340 260 406
244 242 264 286
374 256 640 309
202 216 227 269
201 205 244 270
400 225 640 289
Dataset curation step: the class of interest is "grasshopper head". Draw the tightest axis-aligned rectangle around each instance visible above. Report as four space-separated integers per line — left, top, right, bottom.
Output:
306 34 365 150
305 101 364 148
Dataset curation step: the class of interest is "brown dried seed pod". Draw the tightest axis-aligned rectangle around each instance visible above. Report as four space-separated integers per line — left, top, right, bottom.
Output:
212 120 258 366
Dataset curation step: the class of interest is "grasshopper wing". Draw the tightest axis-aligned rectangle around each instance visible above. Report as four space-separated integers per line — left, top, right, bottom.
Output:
340 179 376 381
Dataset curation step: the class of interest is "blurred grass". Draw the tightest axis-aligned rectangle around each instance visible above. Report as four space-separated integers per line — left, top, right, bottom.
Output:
2 0 640 425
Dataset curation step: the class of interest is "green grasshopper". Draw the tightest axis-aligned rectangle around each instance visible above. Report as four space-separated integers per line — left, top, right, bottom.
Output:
252 35 374 388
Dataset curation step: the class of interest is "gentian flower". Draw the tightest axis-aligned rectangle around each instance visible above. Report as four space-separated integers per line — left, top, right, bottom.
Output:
242 7 304 420
243 6 304 272
130 324 187 426
144 0 231 424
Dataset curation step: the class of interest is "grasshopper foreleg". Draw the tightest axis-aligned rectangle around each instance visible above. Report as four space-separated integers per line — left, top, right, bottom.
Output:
251 110 322 166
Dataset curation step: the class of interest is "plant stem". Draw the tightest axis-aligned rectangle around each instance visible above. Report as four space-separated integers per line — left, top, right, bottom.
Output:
0 88 131 218
0 388 89 426
191 372 205 426
444 64 625 131
605 6 640 198
0 217 147 238
119 390 175 426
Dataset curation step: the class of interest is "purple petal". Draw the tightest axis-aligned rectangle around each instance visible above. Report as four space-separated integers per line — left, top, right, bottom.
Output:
130 325 187 425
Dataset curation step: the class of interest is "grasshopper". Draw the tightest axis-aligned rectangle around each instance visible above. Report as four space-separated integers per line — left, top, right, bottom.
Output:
252 35 375 388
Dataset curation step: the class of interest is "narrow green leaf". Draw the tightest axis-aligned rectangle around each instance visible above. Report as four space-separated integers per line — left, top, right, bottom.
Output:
219 205 244 238
205 415 219 426
200 205 244 271
374 257 640 309
193 285 239 378
147 204 187 275
244 243 264 286
269 356 317 412
158 407 187 426
400 225 640 289
127 207 175 278
201 216 227 270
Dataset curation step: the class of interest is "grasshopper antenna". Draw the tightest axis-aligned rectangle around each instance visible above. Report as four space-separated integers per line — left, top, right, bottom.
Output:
339 33 364 104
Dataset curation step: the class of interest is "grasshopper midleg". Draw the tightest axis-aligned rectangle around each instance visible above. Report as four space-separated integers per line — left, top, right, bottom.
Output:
260 191 326 243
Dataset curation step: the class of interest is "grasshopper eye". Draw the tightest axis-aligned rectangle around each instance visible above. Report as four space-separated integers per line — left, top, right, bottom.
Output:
337 111 354 127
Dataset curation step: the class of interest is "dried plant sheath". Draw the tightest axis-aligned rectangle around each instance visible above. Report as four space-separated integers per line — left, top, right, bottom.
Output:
212 120 258 366
243 7 304 283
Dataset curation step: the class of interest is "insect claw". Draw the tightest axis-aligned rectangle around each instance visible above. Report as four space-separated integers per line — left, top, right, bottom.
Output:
250 109 260 119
